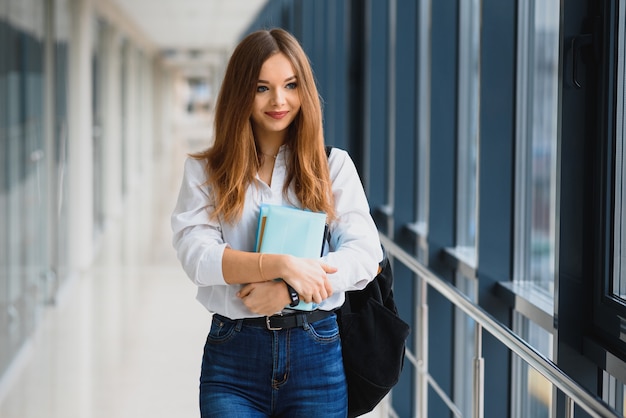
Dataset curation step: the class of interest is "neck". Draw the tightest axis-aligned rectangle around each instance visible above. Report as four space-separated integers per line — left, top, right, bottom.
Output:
257 137 285 160
255 127 287 156
260 149 278 159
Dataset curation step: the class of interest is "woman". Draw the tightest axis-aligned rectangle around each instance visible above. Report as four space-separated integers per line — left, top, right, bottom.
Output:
171 28 382 417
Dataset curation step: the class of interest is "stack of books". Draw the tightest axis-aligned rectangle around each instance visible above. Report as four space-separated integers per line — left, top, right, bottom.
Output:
255 204 328 310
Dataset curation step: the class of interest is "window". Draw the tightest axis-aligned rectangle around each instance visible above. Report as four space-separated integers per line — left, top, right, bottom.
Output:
513 0 560 416
0 0 48 377
453 1 480 415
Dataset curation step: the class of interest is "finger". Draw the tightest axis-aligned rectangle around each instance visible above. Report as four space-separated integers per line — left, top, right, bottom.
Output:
321 263 338 274
238 284 254 298
313 292 324 304
318 284 328 301
324 279 333 296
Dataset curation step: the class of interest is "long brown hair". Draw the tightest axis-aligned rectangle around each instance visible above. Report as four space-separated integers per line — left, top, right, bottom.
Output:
192 28 335 223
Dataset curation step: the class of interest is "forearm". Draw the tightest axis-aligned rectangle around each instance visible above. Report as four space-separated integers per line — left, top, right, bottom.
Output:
238 280 293 315
223 248 335 304
222 248 287 284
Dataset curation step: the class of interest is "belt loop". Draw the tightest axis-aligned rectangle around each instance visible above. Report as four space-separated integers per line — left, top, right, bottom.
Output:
234 319 243 332
299 313 310 330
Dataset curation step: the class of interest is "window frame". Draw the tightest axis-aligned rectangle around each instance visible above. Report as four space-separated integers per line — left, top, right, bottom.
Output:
612 0 626 301
591 0 626 357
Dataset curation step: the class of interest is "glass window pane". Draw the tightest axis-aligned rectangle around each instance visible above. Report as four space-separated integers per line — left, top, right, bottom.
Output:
513 1 559 417
54 0 70 282
453 3 480 412
456 0 480 252
512 313 554 418
602 371 626 416
530 0 559 291
515 0 560 293
454 272 478 417
0 0 47 378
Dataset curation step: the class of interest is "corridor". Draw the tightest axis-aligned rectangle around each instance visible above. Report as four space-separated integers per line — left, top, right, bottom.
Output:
0 142 210 417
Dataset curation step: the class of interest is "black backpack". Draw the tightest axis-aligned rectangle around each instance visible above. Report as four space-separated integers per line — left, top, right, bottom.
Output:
335 247 410 417
326 146 411 417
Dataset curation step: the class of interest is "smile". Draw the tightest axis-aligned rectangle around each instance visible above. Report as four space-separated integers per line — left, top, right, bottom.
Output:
265 111 289 120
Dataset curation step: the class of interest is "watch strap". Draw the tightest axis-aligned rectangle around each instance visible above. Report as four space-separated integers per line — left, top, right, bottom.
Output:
285 282 299 307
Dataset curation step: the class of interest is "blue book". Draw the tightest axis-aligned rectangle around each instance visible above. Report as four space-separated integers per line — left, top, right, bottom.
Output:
255 204 328 311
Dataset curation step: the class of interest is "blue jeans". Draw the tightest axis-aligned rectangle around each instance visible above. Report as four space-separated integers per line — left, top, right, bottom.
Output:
199 313 348 418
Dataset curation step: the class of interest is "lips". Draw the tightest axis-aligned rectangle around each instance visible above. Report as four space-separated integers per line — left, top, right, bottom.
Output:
265 111 289 120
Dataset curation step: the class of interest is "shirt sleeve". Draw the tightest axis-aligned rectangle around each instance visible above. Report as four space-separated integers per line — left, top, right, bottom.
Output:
170 157 228 287
322 148 383 292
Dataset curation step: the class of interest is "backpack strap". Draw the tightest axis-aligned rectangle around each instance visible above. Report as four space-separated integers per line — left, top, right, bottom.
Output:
324 145 333 249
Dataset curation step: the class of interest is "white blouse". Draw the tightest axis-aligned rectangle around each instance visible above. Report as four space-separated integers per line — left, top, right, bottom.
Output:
171 145 383 319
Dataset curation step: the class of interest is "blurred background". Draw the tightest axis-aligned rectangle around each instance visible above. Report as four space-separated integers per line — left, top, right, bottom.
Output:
1 0 626 417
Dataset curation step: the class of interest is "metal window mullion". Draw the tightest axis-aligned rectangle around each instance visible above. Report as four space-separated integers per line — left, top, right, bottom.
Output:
363 0 372 196
614 0 626 297
513 2 537 415
457 0 471 248
386 0 396 238
417 0 431 237
456 0 480 250
473 323 485 418
514 0 534 285
545 0 561 294
418 275 429 418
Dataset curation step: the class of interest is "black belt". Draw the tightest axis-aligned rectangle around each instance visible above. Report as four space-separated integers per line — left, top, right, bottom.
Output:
218 310 334 331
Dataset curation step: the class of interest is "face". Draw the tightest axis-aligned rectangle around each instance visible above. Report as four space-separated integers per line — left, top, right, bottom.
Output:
250 52 301 140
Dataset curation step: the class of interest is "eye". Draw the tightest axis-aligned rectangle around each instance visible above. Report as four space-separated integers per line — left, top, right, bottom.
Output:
285 82 297 90
257 85 269 93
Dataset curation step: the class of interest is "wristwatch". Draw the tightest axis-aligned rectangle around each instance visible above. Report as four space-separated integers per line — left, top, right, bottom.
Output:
285 282 300 307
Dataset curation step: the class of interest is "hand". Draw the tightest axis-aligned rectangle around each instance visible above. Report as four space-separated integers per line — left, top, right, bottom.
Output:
237 281 290 316
281 257 337 304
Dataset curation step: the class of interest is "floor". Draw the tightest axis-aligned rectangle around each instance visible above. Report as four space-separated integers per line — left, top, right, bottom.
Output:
0 128 385 417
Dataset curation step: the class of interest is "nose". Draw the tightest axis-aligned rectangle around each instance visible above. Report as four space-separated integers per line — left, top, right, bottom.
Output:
271 89 285 106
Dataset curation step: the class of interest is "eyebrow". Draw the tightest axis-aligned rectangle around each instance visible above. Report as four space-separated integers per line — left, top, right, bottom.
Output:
257 76 297 84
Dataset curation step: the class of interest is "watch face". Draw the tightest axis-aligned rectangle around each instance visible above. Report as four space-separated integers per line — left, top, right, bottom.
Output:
290 292 299 306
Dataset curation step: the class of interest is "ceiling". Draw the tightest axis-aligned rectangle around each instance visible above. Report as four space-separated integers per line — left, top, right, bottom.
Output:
108 0 269 76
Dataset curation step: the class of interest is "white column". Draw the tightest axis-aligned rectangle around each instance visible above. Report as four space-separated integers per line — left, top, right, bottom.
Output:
155 69 174 158
67 0 94 270
139 53 154 180
123 43 138 190
102 26 123 218
42 0 59 301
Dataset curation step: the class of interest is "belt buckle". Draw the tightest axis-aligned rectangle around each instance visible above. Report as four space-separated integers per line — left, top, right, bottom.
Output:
265 315 282 331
